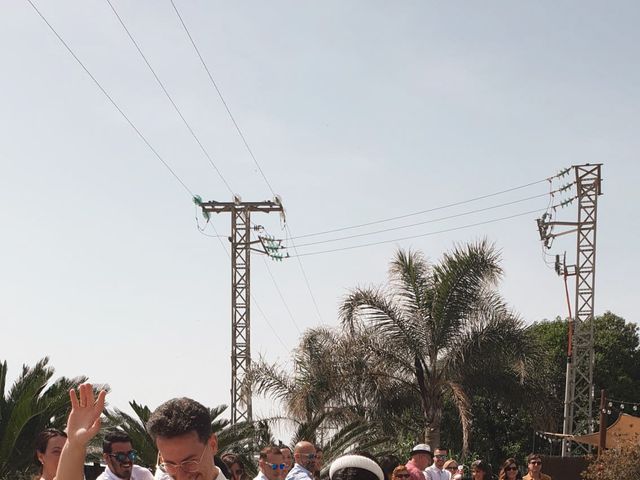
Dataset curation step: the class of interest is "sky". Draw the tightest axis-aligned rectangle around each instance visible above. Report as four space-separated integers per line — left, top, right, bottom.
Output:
1 0 638 438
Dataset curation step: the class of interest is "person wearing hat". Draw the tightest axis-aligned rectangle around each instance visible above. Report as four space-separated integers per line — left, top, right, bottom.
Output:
405 444 433 480
329 453 384 480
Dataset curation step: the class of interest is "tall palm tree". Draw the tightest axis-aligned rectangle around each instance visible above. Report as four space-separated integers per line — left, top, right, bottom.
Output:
340 240 537 455
0 358 86 479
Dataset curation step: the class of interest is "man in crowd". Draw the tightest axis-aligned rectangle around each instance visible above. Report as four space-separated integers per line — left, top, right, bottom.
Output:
523 454 552 480
98 431 153 480
285 441 317 480
255 446 286 480
425 448 449 480
405 444 432 480
281 446 294 477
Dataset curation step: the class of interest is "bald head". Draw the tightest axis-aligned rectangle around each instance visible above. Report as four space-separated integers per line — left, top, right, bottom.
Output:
294 441 316 471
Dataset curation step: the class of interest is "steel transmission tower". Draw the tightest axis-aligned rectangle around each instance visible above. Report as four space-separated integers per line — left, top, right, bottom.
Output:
537 164 603 456
199 196 284 424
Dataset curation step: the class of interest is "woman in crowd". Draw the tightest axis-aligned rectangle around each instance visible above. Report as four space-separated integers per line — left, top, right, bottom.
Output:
442 460 461 480
34 428 67 480
390 465 410 480
222 453 249 480
471 460 493 480
498 458 522 480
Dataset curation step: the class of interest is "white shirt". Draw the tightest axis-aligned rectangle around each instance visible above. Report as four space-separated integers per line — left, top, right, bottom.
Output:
425 465 450 480
97 465 155 480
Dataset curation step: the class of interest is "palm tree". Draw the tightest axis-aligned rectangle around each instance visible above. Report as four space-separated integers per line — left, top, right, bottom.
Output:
340 240 537 455
0 358 86 479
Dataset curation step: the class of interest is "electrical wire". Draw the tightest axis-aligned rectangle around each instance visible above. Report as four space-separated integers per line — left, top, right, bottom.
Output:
26 0 194 198
262 257 302 335
288 207 549 257
170 0 323 322
105 0 234 196
289 177 554 240
26 0 291 352
292 192 549 249
169 0 276 197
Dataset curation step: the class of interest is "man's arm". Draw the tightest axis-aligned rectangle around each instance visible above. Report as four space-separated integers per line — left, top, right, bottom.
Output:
56 383 106 480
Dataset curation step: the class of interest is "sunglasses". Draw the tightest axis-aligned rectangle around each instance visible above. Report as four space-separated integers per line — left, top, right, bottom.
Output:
529 461 542 465
394 474 410 478
266 463 287 471
446 467 458 471
108 450 137 463
434 455 447 460
506 466 518 471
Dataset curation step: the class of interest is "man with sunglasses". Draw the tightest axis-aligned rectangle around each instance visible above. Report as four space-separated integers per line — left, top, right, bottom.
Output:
98 431 154 480
255 446 285 480
523 454 551 480
425 448 450 480
285 441 317 480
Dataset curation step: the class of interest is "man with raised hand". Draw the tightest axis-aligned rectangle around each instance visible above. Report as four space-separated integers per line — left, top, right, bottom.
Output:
97 431 153 480
285 441 316 480
255 446 285 480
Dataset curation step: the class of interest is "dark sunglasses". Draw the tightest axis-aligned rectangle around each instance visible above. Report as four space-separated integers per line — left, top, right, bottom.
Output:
529 461 542 465
506 466 518 471
394 474 410 479
446 467 458 471
108 450 137 463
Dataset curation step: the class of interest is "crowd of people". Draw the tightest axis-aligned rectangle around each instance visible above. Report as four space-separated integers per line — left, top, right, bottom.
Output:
33 384 552 480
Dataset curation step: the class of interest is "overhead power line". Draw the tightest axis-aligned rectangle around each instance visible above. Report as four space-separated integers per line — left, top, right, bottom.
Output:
26 0 194 198
293 192 550 248
169 0 276 197
104 0 234 196
170 1 323 321
289 177 554 240
288 206 554 257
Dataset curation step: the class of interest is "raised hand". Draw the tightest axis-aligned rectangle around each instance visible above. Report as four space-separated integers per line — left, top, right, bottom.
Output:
66 383 106 447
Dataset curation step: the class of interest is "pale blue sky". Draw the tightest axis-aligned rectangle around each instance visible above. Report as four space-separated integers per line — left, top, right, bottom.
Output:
1 0 638 431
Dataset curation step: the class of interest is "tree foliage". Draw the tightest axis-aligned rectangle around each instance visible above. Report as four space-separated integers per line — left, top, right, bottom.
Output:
0 358 86 479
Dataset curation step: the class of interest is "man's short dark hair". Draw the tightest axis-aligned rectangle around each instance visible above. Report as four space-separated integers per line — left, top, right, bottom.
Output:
103 430 131 453
147 397 212 443
527 453 542 464
260 446 283 460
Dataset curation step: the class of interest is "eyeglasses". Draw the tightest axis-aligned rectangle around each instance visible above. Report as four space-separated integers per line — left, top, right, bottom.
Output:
506 466 518 471
159 445 209 474
266 463 287 470
107 451 137 463
529 461 542 465
434 455 447 460
297 453 316 460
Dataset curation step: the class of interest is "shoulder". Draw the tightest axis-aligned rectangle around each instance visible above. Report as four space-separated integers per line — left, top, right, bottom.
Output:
542 475 552 480
132 465 155 480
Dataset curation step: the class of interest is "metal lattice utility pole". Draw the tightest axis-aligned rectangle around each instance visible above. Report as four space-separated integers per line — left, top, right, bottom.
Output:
199 196 284 424
537 164 603 456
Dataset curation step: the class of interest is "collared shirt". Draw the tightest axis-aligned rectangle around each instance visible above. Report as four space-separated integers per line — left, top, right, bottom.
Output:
285 463 314 480
405 459 427 480
98 465 154 480
425 465 450 480
254 471 269 480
